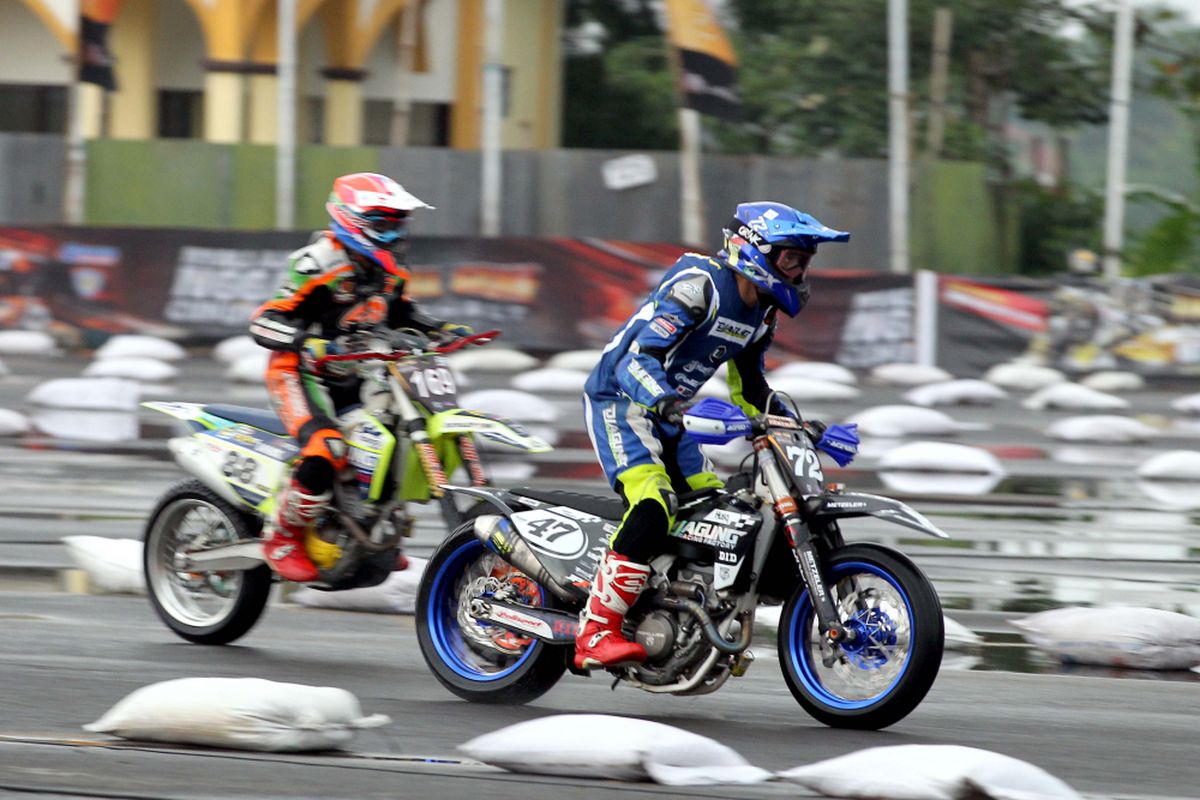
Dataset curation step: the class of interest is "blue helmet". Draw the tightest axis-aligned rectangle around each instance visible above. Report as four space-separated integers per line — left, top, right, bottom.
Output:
719 202 850 316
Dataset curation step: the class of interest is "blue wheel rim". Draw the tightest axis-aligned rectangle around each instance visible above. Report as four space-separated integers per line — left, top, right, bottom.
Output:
427 538 541 682
785 560 915 710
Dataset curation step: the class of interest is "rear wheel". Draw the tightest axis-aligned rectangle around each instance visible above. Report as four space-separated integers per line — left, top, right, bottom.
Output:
416 527 567 704
778 543 943 730
143 480 272 645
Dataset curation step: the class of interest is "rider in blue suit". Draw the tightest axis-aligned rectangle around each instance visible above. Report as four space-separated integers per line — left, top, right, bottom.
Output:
575 201 850 670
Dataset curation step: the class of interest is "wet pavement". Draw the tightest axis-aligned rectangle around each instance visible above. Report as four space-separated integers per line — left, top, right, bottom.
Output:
1 349 1199 667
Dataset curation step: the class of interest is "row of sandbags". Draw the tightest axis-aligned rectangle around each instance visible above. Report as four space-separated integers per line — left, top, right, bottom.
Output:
86 677 1081 797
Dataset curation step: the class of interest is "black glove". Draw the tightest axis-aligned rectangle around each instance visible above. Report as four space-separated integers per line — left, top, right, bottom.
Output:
801 418 827 444
655 396 689 426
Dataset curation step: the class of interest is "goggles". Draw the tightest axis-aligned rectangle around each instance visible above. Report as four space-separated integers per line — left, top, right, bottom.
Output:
361 212 409 244
772 247 815 283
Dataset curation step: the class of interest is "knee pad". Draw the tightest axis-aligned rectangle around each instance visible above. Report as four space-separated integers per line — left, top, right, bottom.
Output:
610 464 677 562
294 456 335 494
299 426 347 470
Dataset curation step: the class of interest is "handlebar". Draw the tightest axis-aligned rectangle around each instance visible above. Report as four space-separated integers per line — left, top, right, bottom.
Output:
314 329 501 368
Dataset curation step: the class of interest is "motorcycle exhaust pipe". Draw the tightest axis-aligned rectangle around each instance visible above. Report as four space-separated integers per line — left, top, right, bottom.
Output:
654 595 753 655
472 515 581 603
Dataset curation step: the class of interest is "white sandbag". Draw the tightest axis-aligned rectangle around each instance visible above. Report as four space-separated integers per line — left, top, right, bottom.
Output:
0 408 29 435
226 351 270 384
1137 479 1200 509
870 363 953 386
1170 393 1200 415
511 367 589 393
878 470 1004 496
878 441 1005 475
461 389 558 423
848 405 983 438
985 362 1066 390
1080 370 1145 393
487 462 538 482
1137 450 1200 480
447 348 539 373
27 377 140 410
904 379 1008 407
769 375 860 401
84 677 390 752
703 438 753 467
545 349 604 371
695 376 730 399
30 409 139 442
291 558 427 614
84 357 180 383
95 335 186 362
1022 382 1129 411
943 616 983 650
62 536 145 594
213 335 264 364
1044 415 1156 443
778 744 1080 800
0 330 59 355
768 361 857 385
1010 606 1200 670
458 714 770 786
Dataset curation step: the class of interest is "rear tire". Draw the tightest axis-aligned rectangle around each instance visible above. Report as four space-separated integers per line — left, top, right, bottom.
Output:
778 543 943 730
416 527 567 704
143 480 273 645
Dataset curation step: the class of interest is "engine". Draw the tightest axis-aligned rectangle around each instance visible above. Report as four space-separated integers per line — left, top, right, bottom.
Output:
631 560 721 680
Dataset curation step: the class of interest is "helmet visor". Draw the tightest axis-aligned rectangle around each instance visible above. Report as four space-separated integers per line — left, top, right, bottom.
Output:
773 247 815 284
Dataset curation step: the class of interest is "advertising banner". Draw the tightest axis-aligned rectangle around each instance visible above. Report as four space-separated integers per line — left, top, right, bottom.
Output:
0 227 912 369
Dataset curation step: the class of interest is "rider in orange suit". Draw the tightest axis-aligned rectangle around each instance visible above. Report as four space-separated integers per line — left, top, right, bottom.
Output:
249 173 471 582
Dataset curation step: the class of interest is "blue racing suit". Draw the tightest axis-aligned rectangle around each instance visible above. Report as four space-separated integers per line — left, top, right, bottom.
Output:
583 252 791 560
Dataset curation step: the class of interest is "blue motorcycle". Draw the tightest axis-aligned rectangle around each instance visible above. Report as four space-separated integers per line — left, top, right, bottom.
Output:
415 398 946 730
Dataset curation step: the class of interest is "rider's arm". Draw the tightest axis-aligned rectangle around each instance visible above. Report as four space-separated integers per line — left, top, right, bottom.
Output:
615 273 714 409
387 294 446 334
248 252 334 352
728 308 792 417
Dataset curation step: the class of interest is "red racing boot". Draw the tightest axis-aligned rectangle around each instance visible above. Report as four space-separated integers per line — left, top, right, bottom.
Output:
262 478 330 582
574 550 652 669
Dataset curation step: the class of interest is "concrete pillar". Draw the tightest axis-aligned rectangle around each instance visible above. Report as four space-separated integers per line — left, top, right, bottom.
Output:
109 0 157 139
322 72 364 146
248 72 279 144
203 69 245 143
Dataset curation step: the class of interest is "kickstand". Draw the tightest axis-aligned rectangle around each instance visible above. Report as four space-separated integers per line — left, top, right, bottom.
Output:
610 676 621 692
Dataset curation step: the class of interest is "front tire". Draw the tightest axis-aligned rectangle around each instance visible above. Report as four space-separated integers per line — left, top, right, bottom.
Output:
416 527 567 704
143 480 273 645
778 543 943 730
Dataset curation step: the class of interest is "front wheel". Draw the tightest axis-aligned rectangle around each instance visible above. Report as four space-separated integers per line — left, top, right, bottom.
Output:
143 480 273 645
416 527 567 704
778 543 943 730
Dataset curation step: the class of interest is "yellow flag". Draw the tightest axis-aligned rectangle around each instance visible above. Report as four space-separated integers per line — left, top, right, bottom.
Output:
663 0 741 120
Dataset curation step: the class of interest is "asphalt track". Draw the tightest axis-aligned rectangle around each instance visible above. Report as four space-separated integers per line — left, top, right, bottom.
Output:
1 351 1199 798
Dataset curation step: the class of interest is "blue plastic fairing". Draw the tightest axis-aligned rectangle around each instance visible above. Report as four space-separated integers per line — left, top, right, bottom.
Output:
816 423 859 467
682 398 752 445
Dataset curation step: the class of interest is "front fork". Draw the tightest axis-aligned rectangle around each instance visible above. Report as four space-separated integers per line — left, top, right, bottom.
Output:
753 440 850 649
386 363 488 530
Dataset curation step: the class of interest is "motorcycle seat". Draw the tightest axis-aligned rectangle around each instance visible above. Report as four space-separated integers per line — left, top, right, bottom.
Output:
202 404 289 437
510 488 625 521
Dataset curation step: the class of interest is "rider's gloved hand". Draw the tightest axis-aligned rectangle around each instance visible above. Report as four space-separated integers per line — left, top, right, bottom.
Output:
654 396 689 426
300 337 348 377
439 322 473 339
801 419 827 444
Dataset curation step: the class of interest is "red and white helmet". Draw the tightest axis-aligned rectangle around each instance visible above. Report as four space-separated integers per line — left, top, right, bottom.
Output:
326 173 434 277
